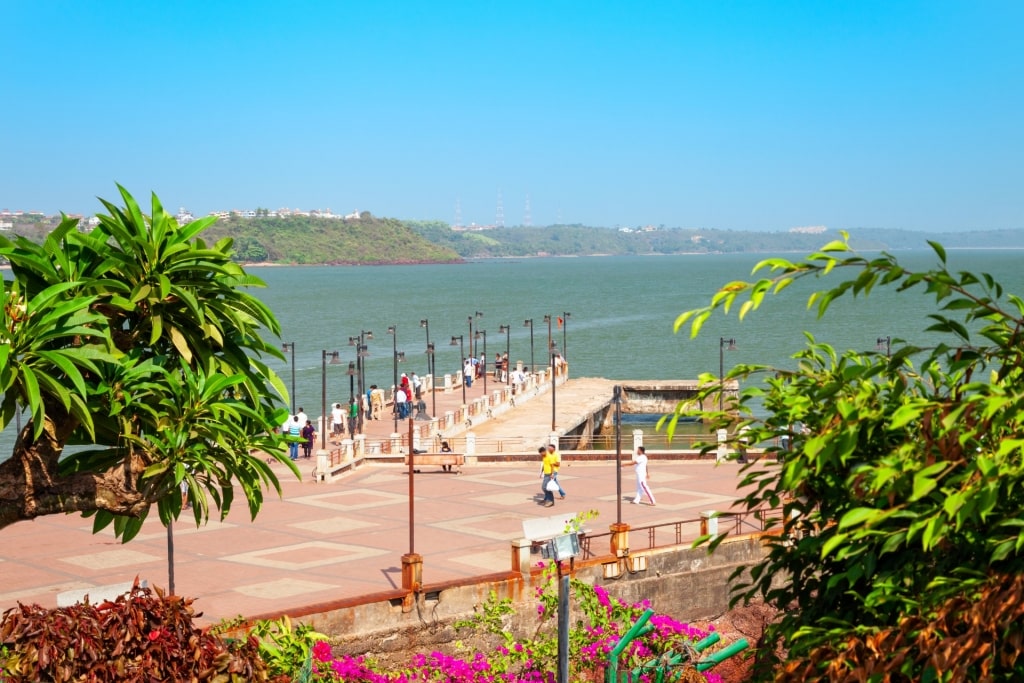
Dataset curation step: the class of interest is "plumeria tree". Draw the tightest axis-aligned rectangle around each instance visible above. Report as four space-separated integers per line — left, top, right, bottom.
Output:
0 186 294 540
674 236 1024 679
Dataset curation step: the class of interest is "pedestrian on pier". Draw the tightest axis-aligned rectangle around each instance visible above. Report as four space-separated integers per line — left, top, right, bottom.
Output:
539 447 557 507
301 420 316 458
347 399 359 435
331 403 344 439
631 446 656 506
547 444 566 499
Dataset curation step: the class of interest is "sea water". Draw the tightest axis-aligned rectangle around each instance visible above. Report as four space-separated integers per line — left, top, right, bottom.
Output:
3 249 1023 460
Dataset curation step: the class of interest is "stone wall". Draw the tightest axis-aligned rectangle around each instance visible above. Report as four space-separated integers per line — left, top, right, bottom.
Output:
265 535 769 662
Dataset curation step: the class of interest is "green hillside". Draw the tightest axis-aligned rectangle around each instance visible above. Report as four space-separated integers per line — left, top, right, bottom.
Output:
200 214 462 264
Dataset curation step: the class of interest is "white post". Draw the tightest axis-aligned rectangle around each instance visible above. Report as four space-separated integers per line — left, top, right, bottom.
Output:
632 428 644 453
465 431 476 456
716 428 728 462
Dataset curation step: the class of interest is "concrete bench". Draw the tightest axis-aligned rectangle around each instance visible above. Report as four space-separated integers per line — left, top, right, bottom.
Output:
403 453 464 474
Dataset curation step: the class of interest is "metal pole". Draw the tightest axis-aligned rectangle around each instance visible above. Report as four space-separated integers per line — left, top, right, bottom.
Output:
551 347 557 431
557 568 569 683
408 417 415 555
451 335 465 405
321 350 327 449
614 385 622 526
719 337 736 412
562 312 570 361
167 521 175 595
476 330 487 395
282 342 296 413
421 318 430 376
524 319 534 374
389 326 399 433
426 342 437 418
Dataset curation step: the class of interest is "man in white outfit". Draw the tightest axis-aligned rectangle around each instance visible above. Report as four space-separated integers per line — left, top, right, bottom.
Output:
631 446 656 505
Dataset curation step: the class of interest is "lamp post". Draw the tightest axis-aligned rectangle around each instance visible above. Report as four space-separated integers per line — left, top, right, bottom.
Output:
544 315 553 356
523 318 534 373
450 335 465 405
348 330 373 430
388 325 405 432
876 335 891 358
420 318 430 377
468 311 483 359
281 342 296 413
425 342 437 417
561 312 570 361
475 329 487 394
498 324 511 385
550 342 559 431
346 361 356 404
719 337 737 412
321 350 341 449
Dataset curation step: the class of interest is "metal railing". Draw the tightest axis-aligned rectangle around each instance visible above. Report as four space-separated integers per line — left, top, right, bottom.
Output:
579 507 779 560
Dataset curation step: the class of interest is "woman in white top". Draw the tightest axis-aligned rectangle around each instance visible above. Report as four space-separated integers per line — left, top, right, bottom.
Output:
631 446 656 506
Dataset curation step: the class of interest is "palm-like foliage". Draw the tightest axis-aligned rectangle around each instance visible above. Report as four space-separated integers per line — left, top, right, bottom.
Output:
0 186 295 538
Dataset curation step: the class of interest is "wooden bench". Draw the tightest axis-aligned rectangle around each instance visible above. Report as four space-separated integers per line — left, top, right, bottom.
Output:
403 453 464 474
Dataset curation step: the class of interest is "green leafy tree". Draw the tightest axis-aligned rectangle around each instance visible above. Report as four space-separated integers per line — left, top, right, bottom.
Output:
0 186 296 540
675 236 1024 679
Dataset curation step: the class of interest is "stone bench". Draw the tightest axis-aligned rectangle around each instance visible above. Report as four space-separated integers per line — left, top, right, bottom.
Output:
403 453 464 474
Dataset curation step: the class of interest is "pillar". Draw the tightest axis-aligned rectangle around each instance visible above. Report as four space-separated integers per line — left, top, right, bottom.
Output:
610 522 630 558
632 429 644 453
511 538 532 573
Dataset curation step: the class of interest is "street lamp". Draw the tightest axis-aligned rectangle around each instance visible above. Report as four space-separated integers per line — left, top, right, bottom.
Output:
544 314 553 355
321 350 341 449
475 329 487 394
523 318 534 373
450 335 465 405
719 337 737 412
550 342 559 431
561 312 570 361
346 361 357 405
348 330 373 430
281 342 296 413
876 335 891 358
420 318 430 378
468 311 483 358
425 342 437 417
388 326 405 432
498 324 511 385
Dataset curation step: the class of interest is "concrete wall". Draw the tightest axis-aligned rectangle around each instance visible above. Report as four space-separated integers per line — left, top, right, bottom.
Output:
264 535 769 661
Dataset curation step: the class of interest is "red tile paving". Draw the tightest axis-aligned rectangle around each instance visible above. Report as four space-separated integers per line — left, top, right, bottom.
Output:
0 376 757 624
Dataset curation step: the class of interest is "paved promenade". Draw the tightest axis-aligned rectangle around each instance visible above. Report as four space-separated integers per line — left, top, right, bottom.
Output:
0 376 753 624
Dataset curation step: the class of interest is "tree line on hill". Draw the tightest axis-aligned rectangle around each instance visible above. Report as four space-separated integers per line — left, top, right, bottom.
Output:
7 211 1024 265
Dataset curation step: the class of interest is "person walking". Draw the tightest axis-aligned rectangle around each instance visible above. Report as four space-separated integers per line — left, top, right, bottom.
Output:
300 419 316 458
631 446 656 505
286 415 301 461
463 358 474 389
539 446 557 507
411 372 422 400
547 444 566 499
347 398 359 436
370 385 384 420
331 403 345 440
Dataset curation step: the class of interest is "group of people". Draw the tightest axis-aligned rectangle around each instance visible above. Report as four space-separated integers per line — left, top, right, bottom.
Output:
538 444 655 507
282 407 317 461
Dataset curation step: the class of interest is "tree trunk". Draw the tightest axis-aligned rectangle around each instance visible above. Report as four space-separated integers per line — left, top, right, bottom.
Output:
0 410 152 531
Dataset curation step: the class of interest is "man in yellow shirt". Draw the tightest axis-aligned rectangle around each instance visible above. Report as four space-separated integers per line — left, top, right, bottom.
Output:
540 447 557 507
547 444 566 499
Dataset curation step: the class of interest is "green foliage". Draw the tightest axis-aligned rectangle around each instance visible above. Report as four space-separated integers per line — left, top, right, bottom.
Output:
201 214 462 264
251 615 329 682
0 185 296 538
677 235 1024 678
0 582 273 682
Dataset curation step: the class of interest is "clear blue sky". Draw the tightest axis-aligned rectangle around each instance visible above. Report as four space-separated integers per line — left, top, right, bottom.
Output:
3 1 1022 231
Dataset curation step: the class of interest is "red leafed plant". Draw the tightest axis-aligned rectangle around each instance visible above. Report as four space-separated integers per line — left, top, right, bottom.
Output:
0 579 282 682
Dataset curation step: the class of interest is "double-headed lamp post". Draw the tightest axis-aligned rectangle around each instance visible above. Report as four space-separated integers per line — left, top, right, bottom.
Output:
346 361 357 404
719 337 737 412
388 325 405 432
450 335 465 404
877 335 891 358
425 342 437 417
475 329 487 394
321 350 341 449
498 324 511 385
468 311 483 358
348 330 373 430
523 318 535 373
281 342 296 414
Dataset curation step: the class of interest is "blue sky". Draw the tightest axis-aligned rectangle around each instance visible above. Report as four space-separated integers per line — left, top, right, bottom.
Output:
3 2 1022 231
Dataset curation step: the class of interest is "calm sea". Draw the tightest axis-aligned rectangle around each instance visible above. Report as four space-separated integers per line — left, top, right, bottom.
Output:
2 250 1023 459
